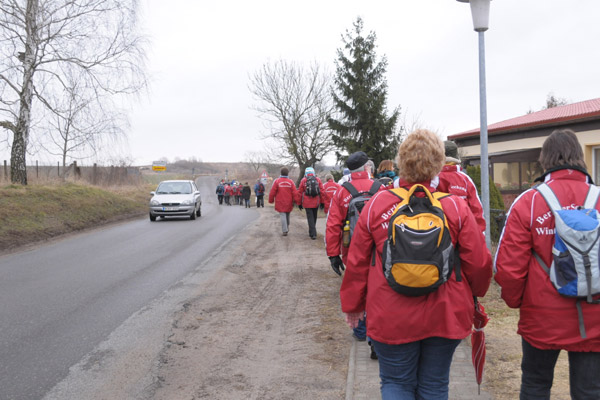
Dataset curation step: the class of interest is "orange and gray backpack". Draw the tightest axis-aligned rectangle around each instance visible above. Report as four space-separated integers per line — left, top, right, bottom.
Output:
382 184 461 296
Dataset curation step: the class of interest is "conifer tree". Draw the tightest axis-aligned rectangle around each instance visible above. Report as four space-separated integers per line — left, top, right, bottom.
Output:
328 17 401 167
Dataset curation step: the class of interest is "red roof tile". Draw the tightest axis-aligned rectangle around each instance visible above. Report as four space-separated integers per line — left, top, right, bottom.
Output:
449 97 600 140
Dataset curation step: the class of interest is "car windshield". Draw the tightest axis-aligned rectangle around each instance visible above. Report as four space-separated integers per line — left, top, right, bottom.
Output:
156 182 192 194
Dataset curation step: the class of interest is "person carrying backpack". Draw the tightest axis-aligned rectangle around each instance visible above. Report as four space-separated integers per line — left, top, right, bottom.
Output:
326 151 380 344
375 159 398 189
216 181 225 205
254 179 265 208
340 130 492 400
296 167 326 240
326 151 379 274
495 129 600 400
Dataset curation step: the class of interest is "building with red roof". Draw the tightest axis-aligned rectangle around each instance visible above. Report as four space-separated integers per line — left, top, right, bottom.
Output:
448 97 600 202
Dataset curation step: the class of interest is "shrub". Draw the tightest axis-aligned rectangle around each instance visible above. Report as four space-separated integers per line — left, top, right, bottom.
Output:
466 165 505 243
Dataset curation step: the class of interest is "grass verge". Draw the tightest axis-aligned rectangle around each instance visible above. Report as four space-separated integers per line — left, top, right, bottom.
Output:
0 182 150 252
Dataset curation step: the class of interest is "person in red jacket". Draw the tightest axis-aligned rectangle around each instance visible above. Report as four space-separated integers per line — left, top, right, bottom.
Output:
326 151 378 274
235 183 243 206
322 174 340 215
268 167 296 236
436 141 486 234
340 129 492 400
495 129 600 399
326 151 379 343
224 183 233 206
295 167 326 240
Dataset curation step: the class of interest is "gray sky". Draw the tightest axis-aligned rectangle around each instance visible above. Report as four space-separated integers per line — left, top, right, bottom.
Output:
8 0 600 166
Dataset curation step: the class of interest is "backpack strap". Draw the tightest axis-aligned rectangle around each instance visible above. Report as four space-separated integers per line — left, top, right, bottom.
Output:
583 184 600 209
532 251 551 274
368 180 382 195
342 181 360 198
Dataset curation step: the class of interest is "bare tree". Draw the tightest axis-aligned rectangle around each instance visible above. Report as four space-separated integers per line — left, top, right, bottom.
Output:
0 0 147 184
249 60 335 185
39 69 127 167
244 150 270 173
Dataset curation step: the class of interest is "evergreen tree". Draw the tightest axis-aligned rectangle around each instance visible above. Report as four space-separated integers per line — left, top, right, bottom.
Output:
328 17 401 167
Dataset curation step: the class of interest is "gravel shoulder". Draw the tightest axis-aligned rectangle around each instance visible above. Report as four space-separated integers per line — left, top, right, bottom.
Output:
44 206 350 400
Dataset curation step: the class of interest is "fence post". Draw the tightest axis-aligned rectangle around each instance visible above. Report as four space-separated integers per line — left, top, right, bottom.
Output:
36 160 39 178
3 160 7 181
57 161 60 178
93 163 97 185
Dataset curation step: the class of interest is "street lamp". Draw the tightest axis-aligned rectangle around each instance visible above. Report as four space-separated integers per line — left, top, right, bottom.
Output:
457 0 492 249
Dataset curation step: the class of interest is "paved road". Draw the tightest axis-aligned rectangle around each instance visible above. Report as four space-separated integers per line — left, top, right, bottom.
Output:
0 177 257 400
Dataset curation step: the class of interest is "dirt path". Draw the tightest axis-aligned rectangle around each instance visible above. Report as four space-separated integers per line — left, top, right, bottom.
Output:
150 207 349 399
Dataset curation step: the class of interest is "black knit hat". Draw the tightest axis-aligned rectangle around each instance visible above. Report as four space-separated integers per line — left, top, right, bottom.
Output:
346 151 369 170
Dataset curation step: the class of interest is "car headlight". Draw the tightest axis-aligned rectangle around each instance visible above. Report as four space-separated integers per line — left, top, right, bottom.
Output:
180 199 193 205
150 199 161 206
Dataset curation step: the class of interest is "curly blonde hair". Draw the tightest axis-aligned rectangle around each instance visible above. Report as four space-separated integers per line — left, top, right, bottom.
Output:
397 129 445 183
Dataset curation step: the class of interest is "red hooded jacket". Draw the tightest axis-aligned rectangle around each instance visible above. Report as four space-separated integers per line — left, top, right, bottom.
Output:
268 176 296 213
295 175 326 208
436 164 486 234
325 171 381 263
494 168 600 351
323 179 341 214
340 180 492 345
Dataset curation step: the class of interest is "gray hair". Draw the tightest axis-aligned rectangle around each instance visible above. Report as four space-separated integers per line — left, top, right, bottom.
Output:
350 159 375 173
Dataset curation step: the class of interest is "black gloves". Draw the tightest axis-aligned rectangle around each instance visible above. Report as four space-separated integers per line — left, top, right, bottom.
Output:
319 203 324 210
329 255 345 276
298 205 304 211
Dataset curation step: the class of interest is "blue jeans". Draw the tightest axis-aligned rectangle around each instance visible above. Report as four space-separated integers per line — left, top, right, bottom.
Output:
520 338 600 400
372 337 461 400
353 318 367 340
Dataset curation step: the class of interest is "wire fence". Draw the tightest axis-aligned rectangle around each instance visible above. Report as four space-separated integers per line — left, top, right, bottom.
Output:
1 160 143 186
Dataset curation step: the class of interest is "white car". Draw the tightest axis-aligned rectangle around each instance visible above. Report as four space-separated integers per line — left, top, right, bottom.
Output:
149 180 202 221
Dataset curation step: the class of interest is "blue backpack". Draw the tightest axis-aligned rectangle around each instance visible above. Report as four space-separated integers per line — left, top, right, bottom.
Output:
533 183 600 338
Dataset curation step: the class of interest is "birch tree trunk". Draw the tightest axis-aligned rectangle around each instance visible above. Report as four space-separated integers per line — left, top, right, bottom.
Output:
10 0 38 185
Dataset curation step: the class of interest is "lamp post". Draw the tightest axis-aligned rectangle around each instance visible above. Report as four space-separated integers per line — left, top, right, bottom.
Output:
457 0 492 249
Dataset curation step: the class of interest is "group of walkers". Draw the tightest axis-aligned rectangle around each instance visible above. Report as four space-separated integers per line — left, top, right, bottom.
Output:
216 127 600 400
332 128 600 400
215 180 265 208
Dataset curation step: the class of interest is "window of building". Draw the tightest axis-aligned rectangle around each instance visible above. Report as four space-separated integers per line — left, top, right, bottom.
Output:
521 161 544 190
492 160 543 192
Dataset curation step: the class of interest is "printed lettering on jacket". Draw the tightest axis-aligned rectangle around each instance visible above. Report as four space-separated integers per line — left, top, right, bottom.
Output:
535 203 578 226
379 203 400 231
450 184 467 193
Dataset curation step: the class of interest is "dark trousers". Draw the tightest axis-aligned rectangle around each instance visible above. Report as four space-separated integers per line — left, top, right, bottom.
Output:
217 195 223 204
224 195 230 205
256 195 264 207
305 207 318 238
521 338 600 400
